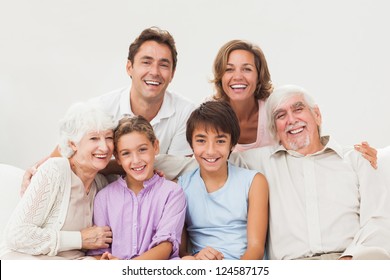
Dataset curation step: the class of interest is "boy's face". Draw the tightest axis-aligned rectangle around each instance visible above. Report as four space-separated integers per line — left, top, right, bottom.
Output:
191 125 232 174
115 131 159 184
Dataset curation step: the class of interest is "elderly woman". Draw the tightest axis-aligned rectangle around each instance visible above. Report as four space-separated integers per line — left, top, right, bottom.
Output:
0 102 116 259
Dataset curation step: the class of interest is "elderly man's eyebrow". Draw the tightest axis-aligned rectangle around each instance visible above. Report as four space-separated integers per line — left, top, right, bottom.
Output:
273 109 286 118
291 101 306 108
273 101 307 117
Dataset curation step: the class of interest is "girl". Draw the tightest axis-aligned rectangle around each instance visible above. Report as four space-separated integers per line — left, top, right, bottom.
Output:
87 115 186 260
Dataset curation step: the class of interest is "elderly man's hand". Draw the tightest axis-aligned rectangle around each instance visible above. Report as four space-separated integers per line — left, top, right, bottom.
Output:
354 141 378 169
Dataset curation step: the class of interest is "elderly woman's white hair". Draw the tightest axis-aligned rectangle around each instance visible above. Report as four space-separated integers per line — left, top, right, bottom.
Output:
58 101 117 158
265 84 320 142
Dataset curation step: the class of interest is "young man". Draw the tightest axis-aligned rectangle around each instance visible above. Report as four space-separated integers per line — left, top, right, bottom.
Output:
21 27 195 193
90 27 195 156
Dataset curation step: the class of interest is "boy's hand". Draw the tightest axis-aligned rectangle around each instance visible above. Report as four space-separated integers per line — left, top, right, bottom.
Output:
195 247 224 260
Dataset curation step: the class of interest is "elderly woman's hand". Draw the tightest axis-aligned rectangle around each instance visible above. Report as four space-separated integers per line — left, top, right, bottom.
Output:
81 225 113 250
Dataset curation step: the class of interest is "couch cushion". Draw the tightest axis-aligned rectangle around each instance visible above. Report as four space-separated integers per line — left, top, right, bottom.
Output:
0 164 23 241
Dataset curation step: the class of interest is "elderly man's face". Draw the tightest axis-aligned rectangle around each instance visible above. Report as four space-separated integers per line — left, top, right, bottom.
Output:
273 95 323 155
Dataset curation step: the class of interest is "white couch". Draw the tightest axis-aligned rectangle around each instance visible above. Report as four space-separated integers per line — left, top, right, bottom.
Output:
378 147 390 188
0 164 23 241
0 148 389 245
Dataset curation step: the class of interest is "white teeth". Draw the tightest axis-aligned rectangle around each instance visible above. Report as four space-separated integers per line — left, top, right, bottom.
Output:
290 128 304 134
94 154 107 159
205 158 217 162
145 80 160 86
132 166 145 171
231 84 247 89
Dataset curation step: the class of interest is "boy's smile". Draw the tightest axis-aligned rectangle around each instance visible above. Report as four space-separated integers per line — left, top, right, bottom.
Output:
192 126 232 174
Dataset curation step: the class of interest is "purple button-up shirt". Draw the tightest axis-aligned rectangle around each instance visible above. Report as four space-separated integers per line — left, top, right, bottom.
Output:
87 174 186 259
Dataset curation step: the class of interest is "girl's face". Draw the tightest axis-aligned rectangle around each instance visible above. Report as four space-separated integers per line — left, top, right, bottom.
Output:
191 125 232 175
70 129 114 173
115 131 159 183
221 49 258 102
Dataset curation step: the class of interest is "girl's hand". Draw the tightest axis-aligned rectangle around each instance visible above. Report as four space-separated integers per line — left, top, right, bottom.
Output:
100 252 119 260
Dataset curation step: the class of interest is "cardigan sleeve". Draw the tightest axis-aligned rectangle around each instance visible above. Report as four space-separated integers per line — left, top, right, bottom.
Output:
4 158 80 256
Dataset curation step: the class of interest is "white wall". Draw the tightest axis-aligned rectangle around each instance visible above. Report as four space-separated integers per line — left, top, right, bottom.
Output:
1 0 389 169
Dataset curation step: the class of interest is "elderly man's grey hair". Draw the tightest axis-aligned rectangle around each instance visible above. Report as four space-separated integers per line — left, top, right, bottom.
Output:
58 102 117 158
265 85 320 142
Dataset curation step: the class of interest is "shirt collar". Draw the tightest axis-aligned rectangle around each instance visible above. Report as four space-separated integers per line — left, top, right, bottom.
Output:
119 85 133 116
119 173 160 190
142 173 160 189
149 90 174 126
119 87 174 125
271 135 344 159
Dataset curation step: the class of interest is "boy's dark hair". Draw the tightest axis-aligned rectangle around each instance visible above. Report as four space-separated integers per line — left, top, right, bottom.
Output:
128 26 178 72
186 101 240 149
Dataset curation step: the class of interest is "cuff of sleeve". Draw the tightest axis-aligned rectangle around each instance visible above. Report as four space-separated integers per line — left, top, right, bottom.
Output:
341 247 355 259
150 233 179 258
87 248 110 257
59 231 82 252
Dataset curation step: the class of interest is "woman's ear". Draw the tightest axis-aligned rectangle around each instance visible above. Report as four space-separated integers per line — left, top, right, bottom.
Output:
69 141 77 152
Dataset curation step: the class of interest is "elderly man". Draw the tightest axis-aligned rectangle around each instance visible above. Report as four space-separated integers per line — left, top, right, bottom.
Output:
156 85 390 260
233 85 390 260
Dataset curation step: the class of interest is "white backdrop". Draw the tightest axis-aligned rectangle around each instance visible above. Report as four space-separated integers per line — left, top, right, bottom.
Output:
1 0 389 169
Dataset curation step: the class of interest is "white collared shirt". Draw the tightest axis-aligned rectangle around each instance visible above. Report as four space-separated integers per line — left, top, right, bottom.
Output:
90 85 195 156
230 136 390 259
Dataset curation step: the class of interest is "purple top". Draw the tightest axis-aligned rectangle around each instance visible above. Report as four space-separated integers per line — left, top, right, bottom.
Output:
87 174 186 259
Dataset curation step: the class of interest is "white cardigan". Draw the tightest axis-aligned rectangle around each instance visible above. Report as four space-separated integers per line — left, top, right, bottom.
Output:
1 157 106 257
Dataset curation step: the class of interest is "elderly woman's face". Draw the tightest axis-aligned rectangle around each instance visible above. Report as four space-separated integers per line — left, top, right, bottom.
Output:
71 129 114 172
